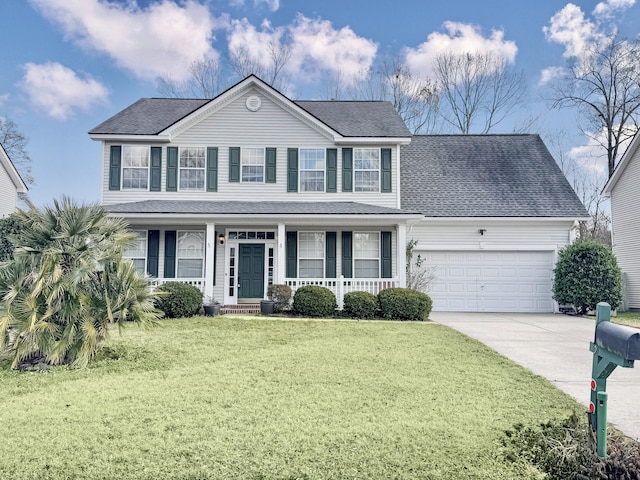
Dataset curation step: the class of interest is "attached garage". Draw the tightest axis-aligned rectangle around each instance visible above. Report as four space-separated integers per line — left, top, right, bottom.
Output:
420 250 555 313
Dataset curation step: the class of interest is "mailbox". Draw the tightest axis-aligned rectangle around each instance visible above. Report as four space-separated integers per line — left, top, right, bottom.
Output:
595 321 640 361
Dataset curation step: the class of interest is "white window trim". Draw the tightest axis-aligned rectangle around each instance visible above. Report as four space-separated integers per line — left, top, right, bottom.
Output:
298 147 326 193
124 230 147 274
298 231 325 279
178 146 206 192
176 230 205 278
354 147 381 193
241 146 266 184
353 231 380 278
121 145 150 191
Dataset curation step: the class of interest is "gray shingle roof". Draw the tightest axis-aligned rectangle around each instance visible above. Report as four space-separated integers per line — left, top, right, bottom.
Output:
400 135 589 217
294 101 411 137
89 98 210 135
104 200 419 216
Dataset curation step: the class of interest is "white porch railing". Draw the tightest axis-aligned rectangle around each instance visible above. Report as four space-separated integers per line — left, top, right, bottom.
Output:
285 276 399 309
151 278 206 293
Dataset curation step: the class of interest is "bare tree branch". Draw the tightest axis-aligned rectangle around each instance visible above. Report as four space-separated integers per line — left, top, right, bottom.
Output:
0 117 33 185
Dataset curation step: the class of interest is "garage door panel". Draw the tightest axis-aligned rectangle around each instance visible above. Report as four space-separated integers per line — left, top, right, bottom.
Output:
420 250 554 313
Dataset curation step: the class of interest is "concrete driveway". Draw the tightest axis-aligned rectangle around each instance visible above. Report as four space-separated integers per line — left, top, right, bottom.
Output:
430 311 640 441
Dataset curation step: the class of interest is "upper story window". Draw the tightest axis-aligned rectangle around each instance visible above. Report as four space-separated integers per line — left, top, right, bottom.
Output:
122 146 149 190
177 231 205 278
123 230 147 274
242 148 265 182
299 149 325 192
179 147 205 191
298 232 325 278
353 232 380 278
354 148 380 192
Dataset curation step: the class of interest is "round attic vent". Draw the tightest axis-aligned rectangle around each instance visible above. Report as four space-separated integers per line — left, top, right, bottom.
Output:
246 95 262 112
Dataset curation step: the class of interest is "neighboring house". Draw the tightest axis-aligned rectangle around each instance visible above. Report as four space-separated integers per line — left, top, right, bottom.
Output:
89 75 587 313
0 143 28 217
603 134 640 311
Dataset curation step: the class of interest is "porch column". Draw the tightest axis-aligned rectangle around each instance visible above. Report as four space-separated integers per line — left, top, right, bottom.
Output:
277 223 286 284
397 223 407 287
204 223 216 302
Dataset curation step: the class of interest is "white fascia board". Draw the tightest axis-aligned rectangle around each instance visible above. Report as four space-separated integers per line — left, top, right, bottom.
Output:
415 244 560 251
0 144 28 192
334 137 412 145
89 134 171 143
418 216 590 222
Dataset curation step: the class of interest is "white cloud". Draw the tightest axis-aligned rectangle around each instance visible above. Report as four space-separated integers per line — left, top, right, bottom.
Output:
228 0 279 12
19 62 108 120
543 3 600 58
30 0 222 82
404 21 518 78
0 94 8 107
539 66 565 85
227 14 378 85
593 0 636 18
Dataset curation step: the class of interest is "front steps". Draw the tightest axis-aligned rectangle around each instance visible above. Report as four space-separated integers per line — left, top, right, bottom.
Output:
221 304 261 315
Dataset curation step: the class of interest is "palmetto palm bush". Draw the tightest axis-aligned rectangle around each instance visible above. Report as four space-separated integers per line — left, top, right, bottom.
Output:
0 197 161 369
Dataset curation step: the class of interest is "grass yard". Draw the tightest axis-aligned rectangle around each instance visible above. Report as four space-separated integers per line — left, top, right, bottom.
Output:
0 316 581 479
613 311 640 327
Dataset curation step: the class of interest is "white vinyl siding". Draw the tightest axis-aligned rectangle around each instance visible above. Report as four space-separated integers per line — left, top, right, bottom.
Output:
122 146 149 190
177 231 205 278
0 163 17 217
354 232 380 278
299 148 325 192
298 232 325 278
179 147 205 191
610 149 640 309
123 230 147 274
100 88 400 208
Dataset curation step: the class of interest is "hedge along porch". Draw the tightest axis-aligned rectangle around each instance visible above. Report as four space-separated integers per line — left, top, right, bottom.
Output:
106 200 421 308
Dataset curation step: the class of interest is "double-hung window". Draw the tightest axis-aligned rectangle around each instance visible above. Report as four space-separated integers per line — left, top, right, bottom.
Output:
179 147 205 190
298 232 325 278
177 231 205 278
122 146 149 189
354 232 380 278
242 147 265 182
299 149 325 192
354 148 380 192
123 230 147 274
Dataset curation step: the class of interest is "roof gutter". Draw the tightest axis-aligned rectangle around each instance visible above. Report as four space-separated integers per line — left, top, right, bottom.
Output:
88 134 172 142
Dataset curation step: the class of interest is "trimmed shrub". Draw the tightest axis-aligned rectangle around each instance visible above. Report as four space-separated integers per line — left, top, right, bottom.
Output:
378 288 432 321
343 291 378 319
155 282 203 318
267 284 292 312
293 286 337 317
553 240 622 315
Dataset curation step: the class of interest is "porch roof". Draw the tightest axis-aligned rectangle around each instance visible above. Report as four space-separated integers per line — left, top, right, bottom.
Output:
104 200 420 217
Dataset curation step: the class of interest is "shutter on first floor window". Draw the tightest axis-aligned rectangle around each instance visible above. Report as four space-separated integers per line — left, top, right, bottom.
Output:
287 148 298 192
381 148 392 193
206 147 218 192
150 147 162 191
342 148 352 192
286 231 297 278
109 146 121 190
265 147 277 183
229 147 240 182
342 231 352 278
164 231 176 278
166 147 178 192
381 231 392 278
147 230 160 277
326 148 337 193
325 232 337 278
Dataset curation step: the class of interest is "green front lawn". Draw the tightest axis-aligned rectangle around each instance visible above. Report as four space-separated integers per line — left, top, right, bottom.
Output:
613 311 640 327
0 316 579 479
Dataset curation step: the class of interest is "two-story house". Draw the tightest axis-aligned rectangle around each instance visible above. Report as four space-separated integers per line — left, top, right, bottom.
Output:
90 75 588 313
0 143 28 217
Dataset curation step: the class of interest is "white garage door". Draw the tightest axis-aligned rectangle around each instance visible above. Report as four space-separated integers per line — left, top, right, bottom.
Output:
419 250 555 313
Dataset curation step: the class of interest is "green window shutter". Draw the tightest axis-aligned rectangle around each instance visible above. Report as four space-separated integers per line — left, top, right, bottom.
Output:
150 147 162 192
326 232 337 278
287 148 298 192
286 231 297 278
381 148 392 193
342 231 352 278
265 147 277 183
109 146 121 191
147 230 160 277
326 148 337 193
229 147 240 182
206 147 218 192
164 231 176 278
381 231 392 278
342 148 352 192
166 147 178 192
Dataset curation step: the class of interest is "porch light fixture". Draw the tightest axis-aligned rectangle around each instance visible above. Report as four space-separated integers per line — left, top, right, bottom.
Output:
218 234 225 245
478 229 486 236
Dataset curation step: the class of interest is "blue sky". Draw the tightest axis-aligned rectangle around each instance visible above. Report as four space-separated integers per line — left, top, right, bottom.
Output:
1 0 639 206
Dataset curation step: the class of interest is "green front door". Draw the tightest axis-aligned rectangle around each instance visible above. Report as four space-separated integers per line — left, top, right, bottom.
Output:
238 244 265 300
